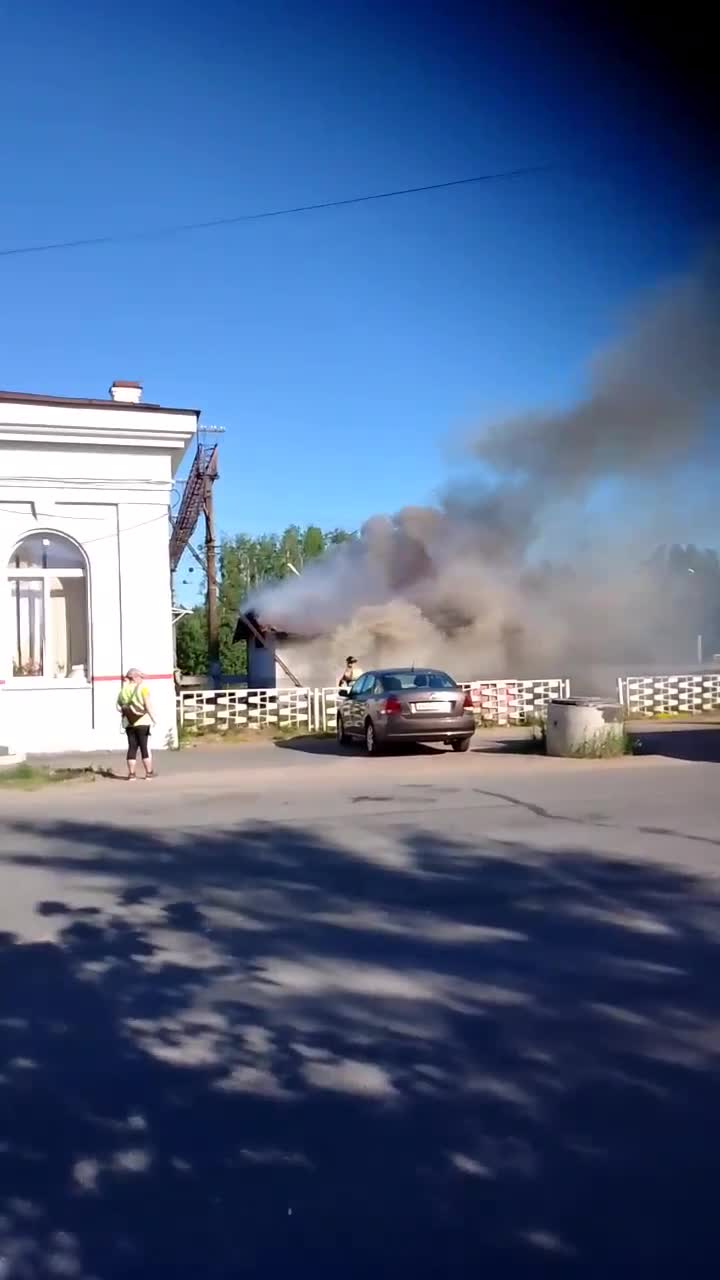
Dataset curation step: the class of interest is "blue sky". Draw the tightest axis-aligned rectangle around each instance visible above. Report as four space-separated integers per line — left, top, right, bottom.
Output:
0 0 715 550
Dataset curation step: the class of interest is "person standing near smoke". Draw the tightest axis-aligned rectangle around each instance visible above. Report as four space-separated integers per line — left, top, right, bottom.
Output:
117 667 156 781
339 655 362 689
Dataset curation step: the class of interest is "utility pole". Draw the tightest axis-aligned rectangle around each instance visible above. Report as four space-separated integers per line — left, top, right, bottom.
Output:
202 447 220 679
169 426 303 689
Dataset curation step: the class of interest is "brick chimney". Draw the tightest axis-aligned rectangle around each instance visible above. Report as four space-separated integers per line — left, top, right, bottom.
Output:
109 380 142 404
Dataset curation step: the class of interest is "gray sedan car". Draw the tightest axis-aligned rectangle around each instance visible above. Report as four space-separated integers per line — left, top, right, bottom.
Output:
336 667 475 755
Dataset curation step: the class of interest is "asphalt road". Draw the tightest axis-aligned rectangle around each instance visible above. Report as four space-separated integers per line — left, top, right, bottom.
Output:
2 732 720 1278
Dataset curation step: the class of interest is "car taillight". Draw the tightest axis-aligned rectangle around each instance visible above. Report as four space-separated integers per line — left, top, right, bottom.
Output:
384 695 402 715
463 691 474 710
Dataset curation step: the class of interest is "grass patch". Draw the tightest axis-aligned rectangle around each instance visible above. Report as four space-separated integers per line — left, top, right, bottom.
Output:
523 713 547 729
176 720 196 749
472 712 547 731
569 730 638 759
0 763 96 790
175 721 332 748
635 710 720 723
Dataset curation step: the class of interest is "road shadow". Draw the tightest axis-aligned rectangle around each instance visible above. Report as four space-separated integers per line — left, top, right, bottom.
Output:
275 736 448 757
273 734 343 756
470 735 543 756
1 817 720 1277
636 727 720 763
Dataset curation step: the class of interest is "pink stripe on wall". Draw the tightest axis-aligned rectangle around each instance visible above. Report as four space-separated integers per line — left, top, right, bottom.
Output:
0 675 173 685
92 674 175 682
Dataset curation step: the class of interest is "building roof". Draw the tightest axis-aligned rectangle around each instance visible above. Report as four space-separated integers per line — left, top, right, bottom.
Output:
234 610 297 646
234 614 279 646
0 389 199 417
233 609 319 646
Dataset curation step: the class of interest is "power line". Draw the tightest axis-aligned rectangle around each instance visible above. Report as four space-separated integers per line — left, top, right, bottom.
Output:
0 165 552 260
0 502 172 543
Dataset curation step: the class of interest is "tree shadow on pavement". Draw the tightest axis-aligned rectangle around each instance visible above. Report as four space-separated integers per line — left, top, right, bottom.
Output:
1 817 720 1278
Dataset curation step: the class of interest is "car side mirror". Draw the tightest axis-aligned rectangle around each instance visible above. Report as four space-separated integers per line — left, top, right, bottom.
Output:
338 688 349 698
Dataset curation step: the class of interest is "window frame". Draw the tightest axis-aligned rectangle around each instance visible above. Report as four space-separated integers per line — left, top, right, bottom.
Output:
381 669 457 692
7 533 91 686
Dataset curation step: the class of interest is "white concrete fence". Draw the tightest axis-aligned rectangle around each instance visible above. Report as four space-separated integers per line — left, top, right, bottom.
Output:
177 678 571 734
177 673 720 734
617 673 720 718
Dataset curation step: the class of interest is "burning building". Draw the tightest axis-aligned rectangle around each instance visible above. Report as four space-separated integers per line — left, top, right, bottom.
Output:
233 610 323 689
238 253 720 691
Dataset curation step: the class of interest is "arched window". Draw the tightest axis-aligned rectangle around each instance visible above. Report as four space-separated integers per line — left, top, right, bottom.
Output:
8 533 89 680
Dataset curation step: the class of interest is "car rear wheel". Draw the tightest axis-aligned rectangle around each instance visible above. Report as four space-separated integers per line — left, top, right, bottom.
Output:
451 736 472 752
364 720 381 756
336 714 349 746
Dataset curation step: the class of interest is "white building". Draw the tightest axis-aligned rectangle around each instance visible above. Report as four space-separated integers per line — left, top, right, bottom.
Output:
0 381 198 754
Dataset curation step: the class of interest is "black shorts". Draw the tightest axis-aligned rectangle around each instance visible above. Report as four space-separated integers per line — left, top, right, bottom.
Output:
126 725 151 760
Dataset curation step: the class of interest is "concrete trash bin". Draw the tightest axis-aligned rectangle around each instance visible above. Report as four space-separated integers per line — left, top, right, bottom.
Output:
546 697 625 757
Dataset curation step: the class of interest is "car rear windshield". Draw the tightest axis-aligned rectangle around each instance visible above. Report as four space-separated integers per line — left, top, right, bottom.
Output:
380 670 457 692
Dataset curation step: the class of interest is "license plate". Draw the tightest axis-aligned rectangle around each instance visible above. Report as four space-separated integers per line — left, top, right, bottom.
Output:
415 700 451 713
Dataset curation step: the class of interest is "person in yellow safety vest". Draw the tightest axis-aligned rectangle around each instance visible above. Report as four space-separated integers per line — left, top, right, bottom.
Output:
117 667 156 780
339 656 362 689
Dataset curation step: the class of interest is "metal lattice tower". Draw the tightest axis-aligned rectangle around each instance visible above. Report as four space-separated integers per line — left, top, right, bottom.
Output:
170 443 218 572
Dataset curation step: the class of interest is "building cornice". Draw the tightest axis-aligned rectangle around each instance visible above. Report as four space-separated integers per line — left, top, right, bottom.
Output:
0 401 198 473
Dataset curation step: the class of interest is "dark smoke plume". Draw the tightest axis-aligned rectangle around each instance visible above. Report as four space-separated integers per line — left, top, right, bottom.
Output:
248 255 720 687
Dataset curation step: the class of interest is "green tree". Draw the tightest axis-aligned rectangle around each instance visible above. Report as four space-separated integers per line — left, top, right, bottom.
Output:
301 525 325 561
178 524 355 676
218 536 252 676
280 524 303 573
175 607 208 675
326 528 355 546
215 532 285 674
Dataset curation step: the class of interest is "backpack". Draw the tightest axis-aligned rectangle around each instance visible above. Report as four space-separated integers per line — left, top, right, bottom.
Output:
121 683 147 726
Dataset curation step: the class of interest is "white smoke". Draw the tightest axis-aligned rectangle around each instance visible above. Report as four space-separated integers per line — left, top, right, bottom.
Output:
247 254 720 688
